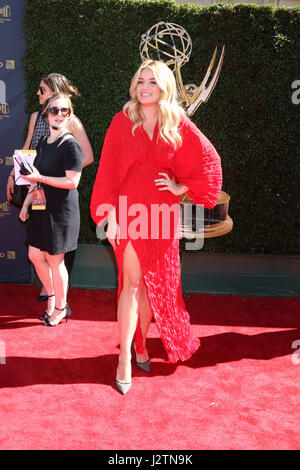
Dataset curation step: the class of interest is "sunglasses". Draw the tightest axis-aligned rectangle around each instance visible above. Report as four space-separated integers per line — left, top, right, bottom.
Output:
48 106 71 117
39 86 46 95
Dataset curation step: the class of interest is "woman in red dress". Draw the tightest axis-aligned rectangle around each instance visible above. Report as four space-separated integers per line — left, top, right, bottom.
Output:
90 60 222 394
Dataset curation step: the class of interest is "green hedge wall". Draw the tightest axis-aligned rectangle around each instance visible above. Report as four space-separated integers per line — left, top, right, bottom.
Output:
23 0 300 255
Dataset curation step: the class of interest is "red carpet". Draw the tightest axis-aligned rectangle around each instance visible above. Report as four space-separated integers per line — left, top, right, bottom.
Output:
0 284 299 450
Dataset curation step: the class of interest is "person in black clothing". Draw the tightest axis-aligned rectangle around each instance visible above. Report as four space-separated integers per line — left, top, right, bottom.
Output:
19 93 83 326
7 73 94 304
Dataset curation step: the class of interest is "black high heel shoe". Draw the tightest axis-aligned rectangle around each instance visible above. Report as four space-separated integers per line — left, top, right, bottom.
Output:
42 304 71 327
132 340 151 373
39 294 55 321
38 294 49 302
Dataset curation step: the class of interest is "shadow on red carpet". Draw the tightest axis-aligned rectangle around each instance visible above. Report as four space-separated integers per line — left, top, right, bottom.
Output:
0 284 299 450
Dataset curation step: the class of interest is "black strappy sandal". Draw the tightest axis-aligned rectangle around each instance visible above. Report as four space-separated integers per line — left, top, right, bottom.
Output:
41 304 71 327
39 294 55 321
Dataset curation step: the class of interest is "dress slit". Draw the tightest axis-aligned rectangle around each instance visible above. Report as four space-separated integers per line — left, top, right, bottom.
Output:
115 239 151 355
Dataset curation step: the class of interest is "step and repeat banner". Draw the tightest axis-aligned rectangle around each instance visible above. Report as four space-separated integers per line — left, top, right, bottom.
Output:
0 1 31 283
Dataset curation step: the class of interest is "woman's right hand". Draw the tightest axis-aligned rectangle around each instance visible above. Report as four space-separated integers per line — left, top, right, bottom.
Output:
106 219 120 249
6 175 14 202
19 205 29 222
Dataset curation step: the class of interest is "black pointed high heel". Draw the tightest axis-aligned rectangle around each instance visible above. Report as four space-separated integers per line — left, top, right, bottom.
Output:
136 358 151 373
40 311 50 321
42 304 71 327
132 340 151 373
39 294 55 321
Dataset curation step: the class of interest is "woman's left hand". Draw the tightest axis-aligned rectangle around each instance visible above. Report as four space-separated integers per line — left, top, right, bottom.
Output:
154 172 188 196
21 165 42 183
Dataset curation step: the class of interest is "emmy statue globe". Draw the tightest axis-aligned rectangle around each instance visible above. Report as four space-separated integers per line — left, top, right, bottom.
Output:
140 21 233 239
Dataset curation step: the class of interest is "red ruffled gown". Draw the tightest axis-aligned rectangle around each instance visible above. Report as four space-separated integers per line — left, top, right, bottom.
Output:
90 111 222 363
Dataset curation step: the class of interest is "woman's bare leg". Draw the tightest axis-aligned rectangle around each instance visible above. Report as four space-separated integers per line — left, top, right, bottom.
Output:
45 252 68 322
28 246 55 315
39 286 47 296
28 246 53 295
117 241 143 383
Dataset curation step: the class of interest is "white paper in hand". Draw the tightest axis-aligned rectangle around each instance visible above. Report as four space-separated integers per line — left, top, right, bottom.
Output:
13 150 36 185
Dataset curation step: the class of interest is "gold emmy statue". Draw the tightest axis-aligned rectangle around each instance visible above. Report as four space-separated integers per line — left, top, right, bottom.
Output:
140 21 232 239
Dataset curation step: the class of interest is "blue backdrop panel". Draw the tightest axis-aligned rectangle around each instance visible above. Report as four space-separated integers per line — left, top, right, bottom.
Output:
0 1 30 283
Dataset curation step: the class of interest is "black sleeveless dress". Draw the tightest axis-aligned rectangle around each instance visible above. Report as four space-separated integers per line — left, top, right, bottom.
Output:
26 133 83 255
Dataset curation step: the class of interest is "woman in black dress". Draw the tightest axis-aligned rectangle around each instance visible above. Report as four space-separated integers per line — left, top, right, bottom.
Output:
7 73 93 305
19 93 83 326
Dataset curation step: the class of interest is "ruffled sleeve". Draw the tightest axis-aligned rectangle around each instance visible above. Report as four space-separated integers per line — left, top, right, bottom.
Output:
90 112 125 226
172 117 222 208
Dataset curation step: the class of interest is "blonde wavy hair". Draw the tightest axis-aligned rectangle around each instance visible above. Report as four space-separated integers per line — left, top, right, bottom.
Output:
123 60 185 149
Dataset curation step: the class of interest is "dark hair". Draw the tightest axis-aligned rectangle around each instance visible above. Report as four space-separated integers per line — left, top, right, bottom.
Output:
41 73 80 101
